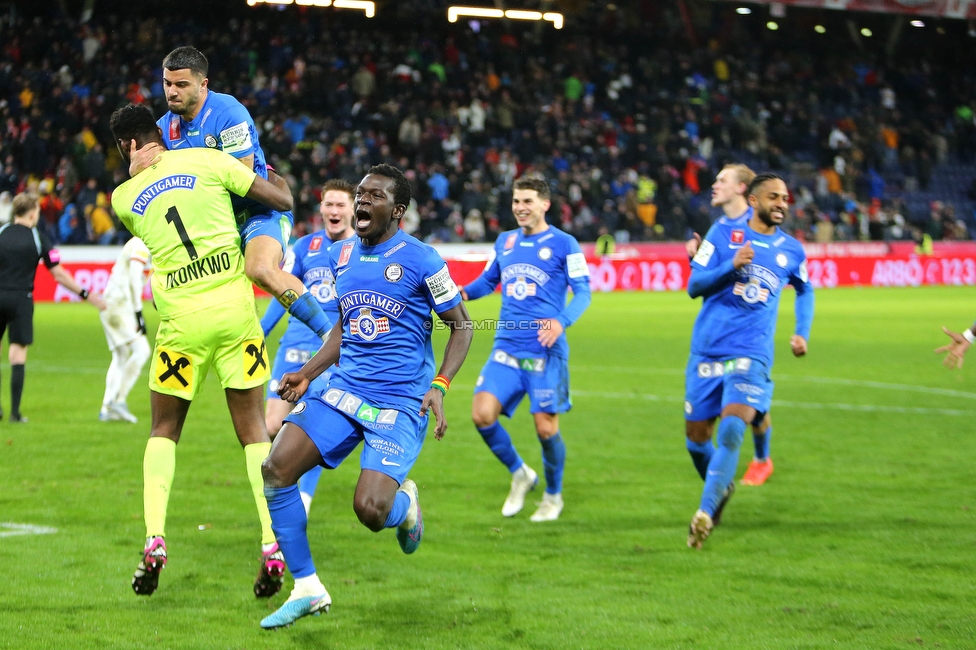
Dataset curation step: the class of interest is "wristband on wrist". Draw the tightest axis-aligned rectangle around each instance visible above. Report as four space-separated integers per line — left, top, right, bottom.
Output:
78 288 89 300
964 328 976 345
430 374 450 396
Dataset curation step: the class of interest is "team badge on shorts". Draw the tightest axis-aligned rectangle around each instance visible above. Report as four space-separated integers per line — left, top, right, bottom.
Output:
384 263 403 282
242 338 269 380
155 347 193 393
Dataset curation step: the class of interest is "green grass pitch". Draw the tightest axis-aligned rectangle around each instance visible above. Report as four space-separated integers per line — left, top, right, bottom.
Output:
0 287 974 649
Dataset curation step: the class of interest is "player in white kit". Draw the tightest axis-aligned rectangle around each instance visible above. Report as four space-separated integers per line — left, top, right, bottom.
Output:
99 236 153 423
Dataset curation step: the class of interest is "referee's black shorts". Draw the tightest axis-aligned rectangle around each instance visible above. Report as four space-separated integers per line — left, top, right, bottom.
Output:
0 290 34 346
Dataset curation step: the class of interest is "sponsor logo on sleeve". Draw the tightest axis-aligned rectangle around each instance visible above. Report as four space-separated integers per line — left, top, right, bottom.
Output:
338 242 354 266
692 239 715 267
218 121 252 155
425 265 460 305
566 252 589 278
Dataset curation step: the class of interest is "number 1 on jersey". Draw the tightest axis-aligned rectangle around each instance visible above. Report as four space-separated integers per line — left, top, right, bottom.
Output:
165 206 198 261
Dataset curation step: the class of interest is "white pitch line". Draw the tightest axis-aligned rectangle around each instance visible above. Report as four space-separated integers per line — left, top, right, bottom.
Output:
0 522 58 538
573 365 976 400
569 389 973 417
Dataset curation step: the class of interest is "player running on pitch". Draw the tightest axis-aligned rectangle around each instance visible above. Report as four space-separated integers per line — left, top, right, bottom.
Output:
684 173 814 549
461 176 592 522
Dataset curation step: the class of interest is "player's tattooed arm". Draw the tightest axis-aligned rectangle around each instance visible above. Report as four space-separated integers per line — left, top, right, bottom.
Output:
277 319 342 402
421 302 473 440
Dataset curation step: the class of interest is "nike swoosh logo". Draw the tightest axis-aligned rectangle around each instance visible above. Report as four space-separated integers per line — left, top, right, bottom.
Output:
307 251 321 257
381 457 400 467
502 250 514 256
746 397 760 404
539 400 553 407
337 268 351 276
170 140 187 148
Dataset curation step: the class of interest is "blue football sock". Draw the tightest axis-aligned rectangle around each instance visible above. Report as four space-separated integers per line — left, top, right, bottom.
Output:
686 438 715 481
298 464 324 499
477 422 523 473
753 426 772 461
540 433 566 495
265 485 315 578
286 292 330 339
383 490 410 529
700 416 746 516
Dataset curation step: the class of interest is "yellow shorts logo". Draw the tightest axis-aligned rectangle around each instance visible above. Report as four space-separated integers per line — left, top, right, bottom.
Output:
155 347 193 392
243 338 268 380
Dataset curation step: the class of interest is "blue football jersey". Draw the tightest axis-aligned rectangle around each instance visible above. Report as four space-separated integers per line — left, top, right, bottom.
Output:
275 230 339 350
689 220 813 367
718 205 753 226
327 229 462 411
157 90 268 216
465 227 591 358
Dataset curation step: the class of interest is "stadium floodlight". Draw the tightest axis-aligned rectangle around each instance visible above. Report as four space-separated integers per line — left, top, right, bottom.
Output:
814 24 826 33
766 20 778 30
333 0 375 16
296 0 332 5
247 0 297 5
910 19 924 27
447 6 563 29
860 27 872 36
736 7 751 14
448 6 505 21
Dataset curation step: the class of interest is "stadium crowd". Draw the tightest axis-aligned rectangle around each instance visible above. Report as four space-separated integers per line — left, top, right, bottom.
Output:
0 2 974 245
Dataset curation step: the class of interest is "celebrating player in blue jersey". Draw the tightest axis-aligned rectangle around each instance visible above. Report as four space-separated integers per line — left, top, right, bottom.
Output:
260 179 356 514
462 177 592 522
153 46 332 342
684 173 814 549
258 165 473 630
687 164 780 487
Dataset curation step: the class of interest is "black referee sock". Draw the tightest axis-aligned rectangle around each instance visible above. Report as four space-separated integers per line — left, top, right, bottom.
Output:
10 364 24 417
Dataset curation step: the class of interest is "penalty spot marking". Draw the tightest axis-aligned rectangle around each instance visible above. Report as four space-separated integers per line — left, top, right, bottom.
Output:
0 522 58 538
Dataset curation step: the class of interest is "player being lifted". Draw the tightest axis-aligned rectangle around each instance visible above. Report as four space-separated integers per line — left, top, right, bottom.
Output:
110 103 291 598
260 179 356 514
150 46 332 342
461 177 592 522
684 173 814 549
686 163 777 486
98 236 152 423
260 165 472 630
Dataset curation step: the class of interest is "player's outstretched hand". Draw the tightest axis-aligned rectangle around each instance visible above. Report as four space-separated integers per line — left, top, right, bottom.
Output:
935 327 971 369
127 139 162 176
88 292 107 310
420 389 448 440
790 335 808 357
277 372 310 403
685 233 702 258
732 240 754 269
537 318 564 348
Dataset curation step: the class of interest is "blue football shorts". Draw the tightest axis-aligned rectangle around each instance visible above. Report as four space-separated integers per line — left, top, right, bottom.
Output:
266 343 330 400
240 209 294 255
282 387 427 485
683 354 772 425
474 348 571 417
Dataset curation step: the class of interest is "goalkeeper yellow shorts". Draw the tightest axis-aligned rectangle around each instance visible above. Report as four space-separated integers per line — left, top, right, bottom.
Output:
149 296 269 400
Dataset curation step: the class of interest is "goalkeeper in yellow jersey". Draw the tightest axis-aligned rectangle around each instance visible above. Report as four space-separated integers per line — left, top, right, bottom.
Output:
109 103 291 599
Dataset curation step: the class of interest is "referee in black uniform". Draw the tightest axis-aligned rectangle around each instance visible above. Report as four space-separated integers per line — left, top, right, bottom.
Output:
0 193 106 422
